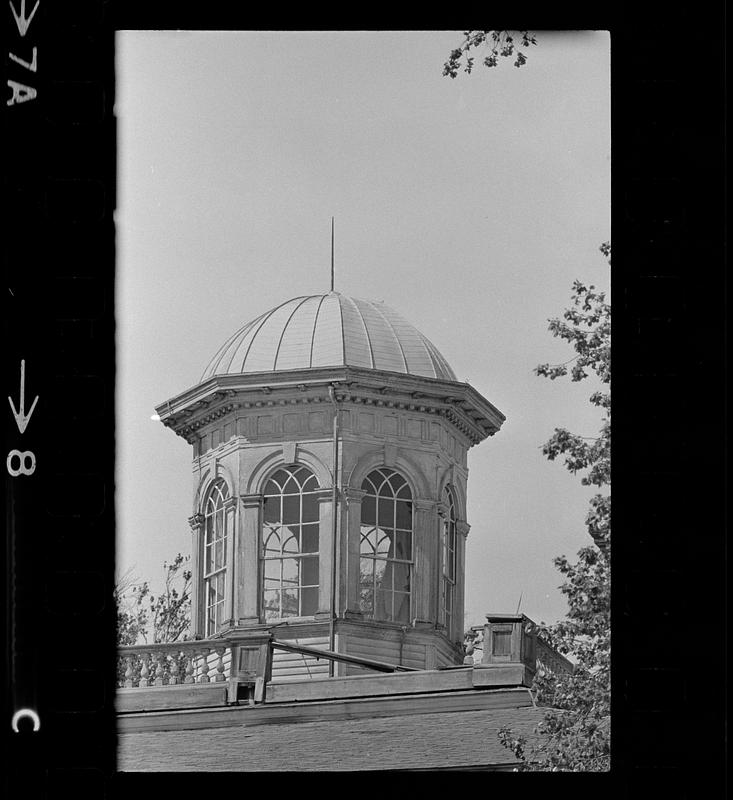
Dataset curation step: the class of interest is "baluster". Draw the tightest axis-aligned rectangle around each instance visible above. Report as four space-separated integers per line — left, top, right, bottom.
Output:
169 652 180 685
139 652 150 687
214 647 226 682
124 655 134 688
153 652 166 686
198 648 210 683
183 652 195 684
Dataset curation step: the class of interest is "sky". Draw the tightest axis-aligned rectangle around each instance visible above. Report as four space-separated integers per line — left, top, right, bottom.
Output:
116 30 610 628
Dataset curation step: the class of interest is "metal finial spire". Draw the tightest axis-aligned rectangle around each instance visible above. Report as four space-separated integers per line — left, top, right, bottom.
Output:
330 217 335 292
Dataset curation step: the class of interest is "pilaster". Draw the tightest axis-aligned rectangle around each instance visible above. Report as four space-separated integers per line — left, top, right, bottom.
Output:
316 492 335 616
343 487 366 616
188 513 205 637
222 495 238 627
237 494 261 625
412 498 438 623
455 520 471 644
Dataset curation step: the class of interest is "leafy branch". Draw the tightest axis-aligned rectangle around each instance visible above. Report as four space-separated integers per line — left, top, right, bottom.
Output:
499 243 611 771
443 30 537 78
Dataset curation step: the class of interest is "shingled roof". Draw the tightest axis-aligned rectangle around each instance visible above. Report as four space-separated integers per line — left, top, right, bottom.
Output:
118 676 548 772
119 705 546 772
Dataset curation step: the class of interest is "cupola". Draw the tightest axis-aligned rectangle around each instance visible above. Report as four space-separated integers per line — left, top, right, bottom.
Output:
156 292 505 677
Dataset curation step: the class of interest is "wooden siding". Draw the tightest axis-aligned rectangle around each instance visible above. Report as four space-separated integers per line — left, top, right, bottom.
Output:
270 635 330 683
342 632 426 675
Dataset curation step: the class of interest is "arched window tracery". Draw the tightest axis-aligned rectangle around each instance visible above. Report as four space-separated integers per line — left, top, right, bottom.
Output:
441 486 458 639
359 468 413 624
203 480 229 636
261 465 320 621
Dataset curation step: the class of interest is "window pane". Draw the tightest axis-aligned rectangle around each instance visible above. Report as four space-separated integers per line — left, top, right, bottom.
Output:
263 576 279 592
360 526 375 554
267 470 288 492
359 585 373 616
361 494 376 525
301 524 319 554
395 500 412 530
375 590 391 620
359 557 373 585
282 527 299 553
263 495 280 523
302 472 319 493
373 558 387 590
301 492 318 523
375 529 392 558
394 530 411 561
215 539 223 570
392 562 410 594
393 592 410 623
301 555 319 587
361 473 378 495
396 482 411 500
205 543 213 574
301 586 318 616
282 494 299 524
263 527 280 556
281 589 299 617
377 498 394 528
282 557 298 587
389 472 407 494
264 559 279 581
263 590 280 620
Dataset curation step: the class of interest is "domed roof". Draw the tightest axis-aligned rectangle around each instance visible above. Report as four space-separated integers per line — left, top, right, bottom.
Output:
202 292 457 382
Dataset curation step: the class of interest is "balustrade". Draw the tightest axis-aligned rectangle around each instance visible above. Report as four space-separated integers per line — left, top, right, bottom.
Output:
117 640 233 689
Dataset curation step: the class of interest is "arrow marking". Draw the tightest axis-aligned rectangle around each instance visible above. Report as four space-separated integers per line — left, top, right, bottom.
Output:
9 0 40 37
8 360 39 434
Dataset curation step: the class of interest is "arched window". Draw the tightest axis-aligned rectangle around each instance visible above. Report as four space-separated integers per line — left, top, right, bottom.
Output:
262 465 320 621
359 468 412 624
203 481 229 637
441 486 457 639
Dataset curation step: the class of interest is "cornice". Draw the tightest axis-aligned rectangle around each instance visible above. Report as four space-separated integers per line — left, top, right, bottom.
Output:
157 367 505 448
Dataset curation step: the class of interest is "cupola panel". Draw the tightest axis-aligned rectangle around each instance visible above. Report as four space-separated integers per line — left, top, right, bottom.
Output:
273 295 323 371
310 294 343 367
349 296 406 373
340 295 375 369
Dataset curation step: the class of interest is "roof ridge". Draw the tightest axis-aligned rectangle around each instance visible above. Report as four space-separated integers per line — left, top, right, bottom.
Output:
420 334 456 381
201 314 262 381
369 300 409 373
238 296 303 372
273 295 315 371
308 294 329 368
346 295 376 369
